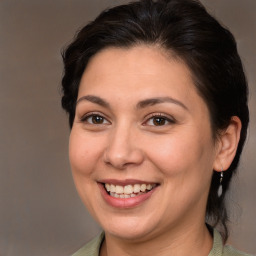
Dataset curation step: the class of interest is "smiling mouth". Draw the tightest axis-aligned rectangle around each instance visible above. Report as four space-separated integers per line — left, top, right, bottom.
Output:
104 183 158 198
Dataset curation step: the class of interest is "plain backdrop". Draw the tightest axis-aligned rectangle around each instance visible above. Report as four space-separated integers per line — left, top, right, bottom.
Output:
0 0 255 255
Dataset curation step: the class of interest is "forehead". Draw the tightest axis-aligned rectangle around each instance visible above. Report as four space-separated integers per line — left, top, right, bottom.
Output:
80 46 192 90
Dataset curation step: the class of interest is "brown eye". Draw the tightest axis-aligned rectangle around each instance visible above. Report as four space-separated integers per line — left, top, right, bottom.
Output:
81 114 110 125
91 115 104 124
144 114 175 127
152 117 167 126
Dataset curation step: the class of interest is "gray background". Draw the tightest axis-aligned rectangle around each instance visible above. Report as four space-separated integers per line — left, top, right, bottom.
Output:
0 0 255 255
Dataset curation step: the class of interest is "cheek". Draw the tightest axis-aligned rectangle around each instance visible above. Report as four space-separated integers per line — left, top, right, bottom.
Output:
145 130 214 178
145 131 215 215
69 129 103 178
68 130 104 209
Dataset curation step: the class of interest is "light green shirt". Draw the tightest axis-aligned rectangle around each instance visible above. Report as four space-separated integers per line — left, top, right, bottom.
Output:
72 229 252 256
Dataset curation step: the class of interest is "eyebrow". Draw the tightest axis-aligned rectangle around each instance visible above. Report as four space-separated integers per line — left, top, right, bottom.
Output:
76 95 188 111
136 97 188 110
76 95 110 108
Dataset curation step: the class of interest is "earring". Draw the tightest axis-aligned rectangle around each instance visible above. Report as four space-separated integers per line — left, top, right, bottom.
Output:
217 170 224 197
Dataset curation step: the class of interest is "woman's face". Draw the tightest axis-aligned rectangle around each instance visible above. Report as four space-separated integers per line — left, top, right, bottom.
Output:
69 45 219 241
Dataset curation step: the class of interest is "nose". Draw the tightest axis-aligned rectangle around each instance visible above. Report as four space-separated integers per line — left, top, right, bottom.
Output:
103 124 144 170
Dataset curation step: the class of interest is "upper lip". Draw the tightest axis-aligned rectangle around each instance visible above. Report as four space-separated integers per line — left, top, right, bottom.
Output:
98 179 159 186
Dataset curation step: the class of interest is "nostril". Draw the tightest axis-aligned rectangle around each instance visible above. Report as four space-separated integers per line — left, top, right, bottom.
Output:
103 146 144 170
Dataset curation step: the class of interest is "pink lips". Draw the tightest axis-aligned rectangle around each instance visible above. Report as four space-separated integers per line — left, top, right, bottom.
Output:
98 180 158 208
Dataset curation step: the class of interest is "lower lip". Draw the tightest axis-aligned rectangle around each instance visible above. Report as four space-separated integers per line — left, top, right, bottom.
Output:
98 183 157 208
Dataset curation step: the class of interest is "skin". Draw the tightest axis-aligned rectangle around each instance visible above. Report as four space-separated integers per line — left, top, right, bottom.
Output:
69 45 241 256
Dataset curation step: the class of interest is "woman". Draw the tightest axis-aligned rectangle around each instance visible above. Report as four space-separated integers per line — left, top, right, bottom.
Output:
61 0 251 255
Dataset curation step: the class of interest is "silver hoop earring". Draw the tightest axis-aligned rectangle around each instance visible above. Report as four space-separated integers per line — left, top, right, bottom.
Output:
217 170 224 197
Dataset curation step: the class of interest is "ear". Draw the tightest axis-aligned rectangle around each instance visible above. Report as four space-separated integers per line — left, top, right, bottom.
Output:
213 116 242 172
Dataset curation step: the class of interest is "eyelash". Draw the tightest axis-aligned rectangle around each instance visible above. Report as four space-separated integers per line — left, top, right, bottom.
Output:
80 112 175 127
80 112 110 125
143 113 175 127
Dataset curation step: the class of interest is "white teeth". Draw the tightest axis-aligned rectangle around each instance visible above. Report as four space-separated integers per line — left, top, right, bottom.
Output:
115 185 124 194
110 184 116 193
124 185 133 194
133 184 141 193
106 184 110 192
110 192 119 198
109 192 144 199
105 183 157 198
146 184 152 190
140 184 146 192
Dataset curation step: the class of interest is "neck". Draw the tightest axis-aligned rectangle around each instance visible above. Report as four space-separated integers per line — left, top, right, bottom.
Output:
100 223 213 256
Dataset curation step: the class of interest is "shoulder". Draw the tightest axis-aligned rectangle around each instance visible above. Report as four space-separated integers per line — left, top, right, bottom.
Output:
71 232 104 256
223 245 253 256
209 228 253 256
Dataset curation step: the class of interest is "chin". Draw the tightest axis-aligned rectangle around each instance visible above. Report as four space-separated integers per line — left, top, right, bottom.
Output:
100 216 158 241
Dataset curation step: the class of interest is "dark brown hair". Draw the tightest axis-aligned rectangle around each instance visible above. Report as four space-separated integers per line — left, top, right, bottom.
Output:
61 0 249 241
